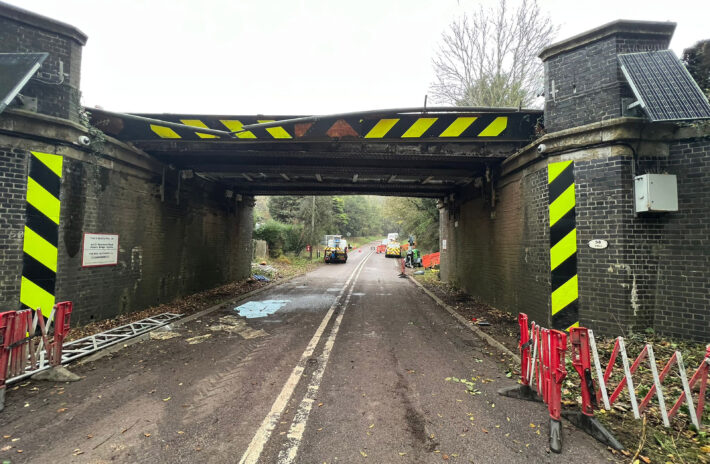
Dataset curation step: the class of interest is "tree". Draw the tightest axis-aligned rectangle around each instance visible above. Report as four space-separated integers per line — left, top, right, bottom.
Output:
430 0 557 108
683 40 710 98
267 196 302 223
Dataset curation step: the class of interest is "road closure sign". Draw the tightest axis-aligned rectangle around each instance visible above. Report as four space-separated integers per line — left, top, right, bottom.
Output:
82 233 119 267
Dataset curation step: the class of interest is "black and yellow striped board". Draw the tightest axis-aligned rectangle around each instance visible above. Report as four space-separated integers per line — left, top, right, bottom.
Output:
548 160 579 331
20 151 63 317
89 109 539 143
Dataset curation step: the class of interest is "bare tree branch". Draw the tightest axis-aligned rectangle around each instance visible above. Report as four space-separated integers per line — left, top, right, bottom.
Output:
430 0 557 108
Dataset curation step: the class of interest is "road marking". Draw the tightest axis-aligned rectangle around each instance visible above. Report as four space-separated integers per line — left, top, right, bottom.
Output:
277 251 370 464
238 252 373 464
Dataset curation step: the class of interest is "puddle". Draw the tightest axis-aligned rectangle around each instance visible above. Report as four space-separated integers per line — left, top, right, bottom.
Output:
234 300 290 318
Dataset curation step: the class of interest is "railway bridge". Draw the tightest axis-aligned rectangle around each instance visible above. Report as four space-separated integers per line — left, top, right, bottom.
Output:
1 1 708 342
89 107 540 197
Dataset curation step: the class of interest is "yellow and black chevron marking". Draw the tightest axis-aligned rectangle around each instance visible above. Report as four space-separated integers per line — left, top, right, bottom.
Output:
548 160 579 331
361 115 508 139
145 115 510 140
20 151 63 317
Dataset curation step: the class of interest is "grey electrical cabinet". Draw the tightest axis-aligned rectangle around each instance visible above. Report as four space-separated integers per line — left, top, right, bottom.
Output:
634 174 678 213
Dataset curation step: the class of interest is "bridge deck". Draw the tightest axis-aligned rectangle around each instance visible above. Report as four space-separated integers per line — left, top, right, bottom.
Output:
89 108 541 197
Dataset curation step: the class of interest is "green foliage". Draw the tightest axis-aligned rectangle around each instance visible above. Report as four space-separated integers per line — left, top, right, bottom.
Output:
683 39 710 97
284 223 308 256
254 221 310 257
382 197 439 253
253 221 288 257
256 195 392 247
331 197 349 231
267 196 302 223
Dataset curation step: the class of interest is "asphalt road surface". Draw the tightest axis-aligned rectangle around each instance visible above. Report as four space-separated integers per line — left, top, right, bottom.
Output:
0 245 616 463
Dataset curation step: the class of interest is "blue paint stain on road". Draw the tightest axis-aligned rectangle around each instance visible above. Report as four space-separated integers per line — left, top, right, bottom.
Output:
234 300 290 318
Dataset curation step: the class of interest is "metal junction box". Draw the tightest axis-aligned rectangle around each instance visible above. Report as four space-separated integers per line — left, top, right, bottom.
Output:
634 174 678 213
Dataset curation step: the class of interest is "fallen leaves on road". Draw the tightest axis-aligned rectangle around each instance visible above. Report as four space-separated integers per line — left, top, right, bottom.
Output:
150 331 180 340
163 397 171 402
57 408 67 413
1 445 11 451
144 433 151 438
186 334 211 344
359 450 368 457
208 315 267 339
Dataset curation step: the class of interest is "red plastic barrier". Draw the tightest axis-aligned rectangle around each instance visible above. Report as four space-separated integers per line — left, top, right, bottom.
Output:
51 302 73 366
0 311 15 410
422 254 431 268
500 314 567 453
569 327 596 416
0 302 73 411
421 252 440 268
376 245 386 254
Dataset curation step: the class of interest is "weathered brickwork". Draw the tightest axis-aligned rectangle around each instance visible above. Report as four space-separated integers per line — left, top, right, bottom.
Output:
0 147 29 311
0 3 86 122
650 140 710 340
543 29 671 133
440 168 551 325
444 136 710 342
0 143 254 324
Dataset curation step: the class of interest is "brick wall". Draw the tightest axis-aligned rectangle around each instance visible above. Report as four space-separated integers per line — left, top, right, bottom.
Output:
649 140 710 340
440 169 551 325
0 146 29 311
0 144 254 324
443 136 710 342
0 3 86 122
543 33 670 133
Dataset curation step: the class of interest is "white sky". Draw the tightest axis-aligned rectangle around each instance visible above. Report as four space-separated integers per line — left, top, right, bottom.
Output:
6 0 708 115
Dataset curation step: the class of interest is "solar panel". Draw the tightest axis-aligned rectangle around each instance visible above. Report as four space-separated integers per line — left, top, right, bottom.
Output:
0 52 48 115
619 50 710 122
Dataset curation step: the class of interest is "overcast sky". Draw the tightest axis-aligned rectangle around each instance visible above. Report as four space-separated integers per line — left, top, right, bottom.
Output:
6 0 707 115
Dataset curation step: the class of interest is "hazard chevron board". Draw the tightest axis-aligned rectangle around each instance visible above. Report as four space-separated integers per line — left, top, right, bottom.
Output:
20 151 63 317
90 110 540 142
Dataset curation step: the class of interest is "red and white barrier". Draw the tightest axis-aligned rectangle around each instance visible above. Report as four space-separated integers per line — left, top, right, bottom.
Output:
499 314 570 453
590 331 710 429
501 313 708 453
0 302 73 411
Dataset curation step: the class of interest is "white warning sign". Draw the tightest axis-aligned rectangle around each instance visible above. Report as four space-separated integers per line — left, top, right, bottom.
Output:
82 233 119 267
